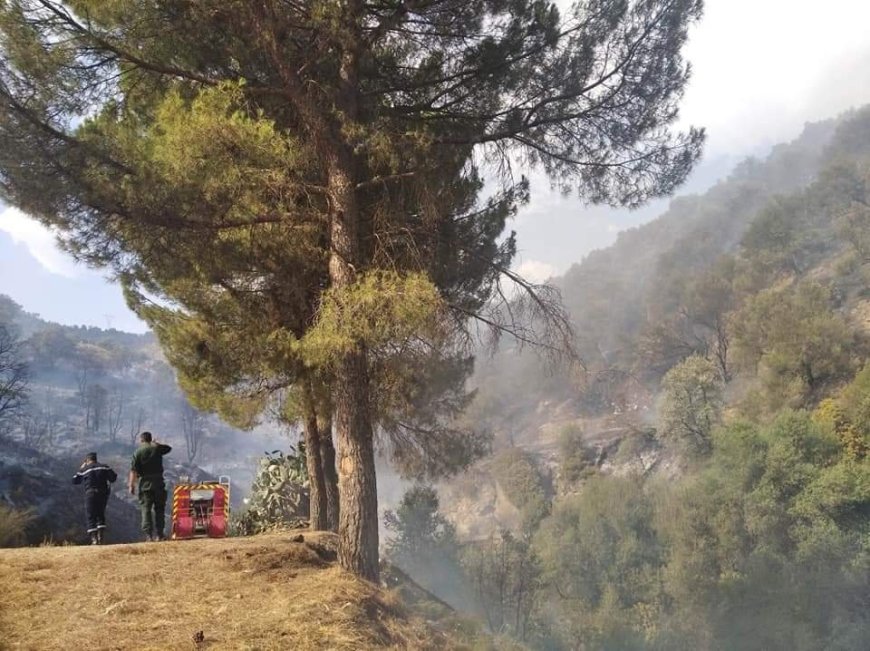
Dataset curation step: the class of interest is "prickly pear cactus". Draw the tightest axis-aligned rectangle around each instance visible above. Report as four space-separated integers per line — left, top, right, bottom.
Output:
231 445 310 535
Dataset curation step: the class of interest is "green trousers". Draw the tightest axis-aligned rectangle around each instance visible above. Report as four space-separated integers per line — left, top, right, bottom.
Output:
138 480 167 537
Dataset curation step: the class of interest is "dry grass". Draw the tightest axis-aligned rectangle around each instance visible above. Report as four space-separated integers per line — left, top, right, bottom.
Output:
0 503 35 547
0 531 469 650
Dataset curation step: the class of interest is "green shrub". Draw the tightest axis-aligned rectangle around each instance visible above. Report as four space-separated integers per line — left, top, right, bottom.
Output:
660 354 723 457
558 424 597 483
491 448 549 530
384 485 470 608
533 476 665 647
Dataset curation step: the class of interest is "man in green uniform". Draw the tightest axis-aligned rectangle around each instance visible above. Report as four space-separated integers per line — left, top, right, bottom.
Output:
128 431 172 541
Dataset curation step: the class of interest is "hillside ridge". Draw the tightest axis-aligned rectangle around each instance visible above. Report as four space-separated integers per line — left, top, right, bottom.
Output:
0 531 493 651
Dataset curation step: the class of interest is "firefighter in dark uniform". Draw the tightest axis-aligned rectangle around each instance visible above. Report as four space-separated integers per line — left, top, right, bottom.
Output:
72 452 117 545
128 431 172 542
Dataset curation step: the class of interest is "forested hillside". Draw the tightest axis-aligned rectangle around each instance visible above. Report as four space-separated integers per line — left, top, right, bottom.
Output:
561 115 836 378
468 107 869 439
385 108 870 650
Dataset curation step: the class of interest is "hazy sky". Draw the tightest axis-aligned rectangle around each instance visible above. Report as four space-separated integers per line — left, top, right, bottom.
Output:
2 0 870 332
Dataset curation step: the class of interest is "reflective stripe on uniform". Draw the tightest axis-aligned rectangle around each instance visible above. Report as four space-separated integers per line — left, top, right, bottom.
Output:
74 465 111 477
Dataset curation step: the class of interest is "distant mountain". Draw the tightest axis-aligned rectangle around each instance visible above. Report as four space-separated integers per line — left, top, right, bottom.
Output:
0 293 153 345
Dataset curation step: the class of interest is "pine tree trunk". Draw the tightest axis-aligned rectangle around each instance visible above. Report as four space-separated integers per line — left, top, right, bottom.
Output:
319 417 340 532
303 404 328 531
332 349 379 580
302 378 328 530
327 134 379 581
300 10 376 581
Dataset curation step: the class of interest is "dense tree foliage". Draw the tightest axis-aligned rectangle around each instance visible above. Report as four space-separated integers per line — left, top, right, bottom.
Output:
732 283 856 412
652 412 870 650
381 108 870 649
535 476 664 649
394 405 870 649
491 448 550 531
557 424 597 484
659 354 722 456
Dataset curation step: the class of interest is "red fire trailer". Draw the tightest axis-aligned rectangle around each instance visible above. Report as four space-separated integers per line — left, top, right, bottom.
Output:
171 476 231 540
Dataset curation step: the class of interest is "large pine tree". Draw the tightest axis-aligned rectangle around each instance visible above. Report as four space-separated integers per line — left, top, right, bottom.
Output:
0 0 703 580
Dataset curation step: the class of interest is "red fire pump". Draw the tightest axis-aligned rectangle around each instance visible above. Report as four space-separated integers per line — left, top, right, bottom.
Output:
171 476 231 540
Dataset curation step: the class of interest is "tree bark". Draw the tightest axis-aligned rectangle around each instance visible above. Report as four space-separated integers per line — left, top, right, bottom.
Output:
319 416 340 532
332 348 379 580
315 13 380 580
302 382 328 531
326 119 379 581
328 177 380 578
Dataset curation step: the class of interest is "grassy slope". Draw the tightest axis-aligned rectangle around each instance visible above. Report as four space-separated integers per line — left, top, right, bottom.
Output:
0 531 484 651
